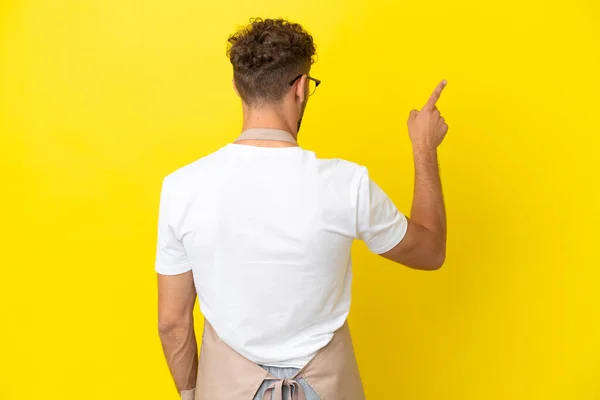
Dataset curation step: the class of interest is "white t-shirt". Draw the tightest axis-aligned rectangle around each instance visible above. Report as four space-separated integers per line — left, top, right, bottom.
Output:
155 142 408 368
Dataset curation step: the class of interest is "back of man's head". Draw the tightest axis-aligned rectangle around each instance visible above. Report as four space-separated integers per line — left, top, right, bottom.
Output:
227 18 316 106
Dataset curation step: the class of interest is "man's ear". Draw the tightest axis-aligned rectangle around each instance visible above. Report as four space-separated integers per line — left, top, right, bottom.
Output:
294 74 308 104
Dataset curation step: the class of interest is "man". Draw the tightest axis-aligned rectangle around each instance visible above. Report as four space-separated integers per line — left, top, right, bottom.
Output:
156 18 448 400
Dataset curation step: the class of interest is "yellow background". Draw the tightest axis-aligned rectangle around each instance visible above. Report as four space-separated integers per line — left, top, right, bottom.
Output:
1 0 599 399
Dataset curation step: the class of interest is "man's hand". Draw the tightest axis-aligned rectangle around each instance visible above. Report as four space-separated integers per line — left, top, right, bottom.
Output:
407 80 449 151
181 388 196 400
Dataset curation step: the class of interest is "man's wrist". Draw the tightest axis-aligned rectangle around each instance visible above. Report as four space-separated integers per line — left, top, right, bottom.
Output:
180 388 196 400
412 146 438 160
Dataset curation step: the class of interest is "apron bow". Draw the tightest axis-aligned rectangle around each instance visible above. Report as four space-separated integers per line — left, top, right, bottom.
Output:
263 377 307 400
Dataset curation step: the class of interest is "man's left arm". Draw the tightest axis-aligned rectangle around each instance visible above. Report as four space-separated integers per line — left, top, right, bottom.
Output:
157 271 198 399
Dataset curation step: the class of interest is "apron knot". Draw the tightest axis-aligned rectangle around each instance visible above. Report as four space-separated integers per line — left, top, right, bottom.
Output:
263 377 307 400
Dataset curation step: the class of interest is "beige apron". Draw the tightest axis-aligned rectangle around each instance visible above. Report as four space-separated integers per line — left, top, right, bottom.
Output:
196 319 365 400
192 128 366 400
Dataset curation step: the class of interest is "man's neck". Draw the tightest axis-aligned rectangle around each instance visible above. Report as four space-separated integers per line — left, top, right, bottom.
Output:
241 108 297 138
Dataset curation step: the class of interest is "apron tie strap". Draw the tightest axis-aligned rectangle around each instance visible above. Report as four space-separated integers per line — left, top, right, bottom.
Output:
263 378 307 400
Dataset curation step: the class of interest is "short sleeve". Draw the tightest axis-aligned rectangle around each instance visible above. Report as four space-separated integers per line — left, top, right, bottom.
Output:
154 177 192 275
356 169 408 254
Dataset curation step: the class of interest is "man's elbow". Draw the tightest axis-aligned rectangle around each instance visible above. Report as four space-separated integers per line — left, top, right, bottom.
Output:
425 254 446 270
158 316 193 335
412 250 445 271
407 231 446 270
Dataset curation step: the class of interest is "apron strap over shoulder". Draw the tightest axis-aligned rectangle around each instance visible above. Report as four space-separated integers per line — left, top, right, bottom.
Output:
235 128 298 144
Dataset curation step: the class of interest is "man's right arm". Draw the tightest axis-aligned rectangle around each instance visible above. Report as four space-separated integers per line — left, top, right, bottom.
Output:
380 80 449 270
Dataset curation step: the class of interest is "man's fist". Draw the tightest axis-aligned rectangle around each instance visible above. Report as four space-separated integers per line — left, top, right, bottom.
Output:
407 80 449 151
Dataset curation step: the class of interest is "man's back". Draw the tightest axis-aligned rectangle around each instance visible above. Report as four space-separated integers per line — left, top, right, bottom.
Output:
155 139 408 368
155 19 447 399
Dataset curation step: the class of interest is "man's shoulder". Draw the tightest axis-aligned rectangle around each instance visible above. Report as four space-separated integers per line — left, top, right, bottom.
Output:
161 146 228 188
311 153 367 180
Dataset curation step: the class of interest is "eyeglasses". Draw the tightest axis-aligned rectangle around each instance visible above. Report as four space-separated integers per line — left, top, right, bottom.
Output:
289 74 321 96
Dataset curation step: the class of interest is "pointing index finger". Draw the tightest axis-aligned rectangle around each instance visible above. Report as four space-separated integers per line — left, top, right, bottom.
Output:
422 80 447 111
